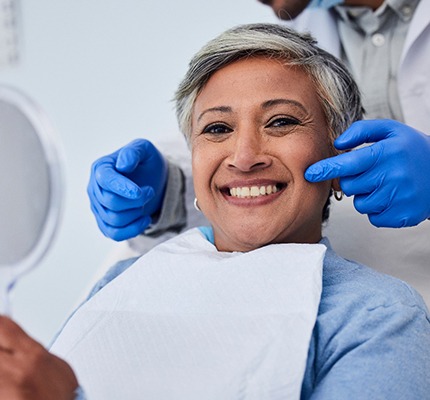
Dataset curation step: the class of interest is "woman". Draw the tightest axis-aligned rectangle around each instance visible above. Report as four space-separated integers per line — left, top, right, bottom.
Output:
1 23 429 399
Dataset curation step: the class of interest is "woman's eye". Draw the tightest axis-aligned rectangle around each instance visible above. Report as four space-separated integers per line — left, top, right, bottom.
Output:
267 117 300 128
203 123 232 135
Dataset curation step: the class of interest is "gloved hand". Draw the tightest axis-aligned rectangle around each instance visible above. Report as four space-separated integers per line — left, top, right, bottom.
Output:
305 119 430 228
87 139 168 241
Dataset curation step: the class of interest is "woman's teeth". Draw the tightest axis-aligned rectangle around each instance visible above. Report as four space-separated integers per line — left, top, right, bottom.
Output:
229 185 279 198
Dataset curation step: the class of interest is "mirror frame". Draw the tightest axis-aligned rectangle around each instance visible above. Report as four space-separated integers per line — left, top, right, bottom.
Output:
0 85 64 277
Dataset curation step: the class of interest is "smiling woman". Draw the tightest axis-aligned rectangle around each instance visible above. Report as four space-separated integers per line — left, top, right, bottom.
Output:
1 23 429 400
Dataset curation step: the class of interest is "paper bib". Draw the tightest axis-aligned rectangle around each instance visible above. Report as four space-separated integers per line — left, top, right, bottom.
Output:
51 228 325 400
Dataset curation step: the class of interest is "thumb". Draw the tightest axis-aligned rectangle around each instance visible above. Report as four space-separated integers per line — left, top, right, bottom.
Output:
116 146 141 173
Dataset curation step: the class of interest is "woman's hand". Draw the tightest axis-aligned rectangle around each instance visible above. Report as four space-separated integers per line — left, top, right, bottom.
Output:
0 316 78 400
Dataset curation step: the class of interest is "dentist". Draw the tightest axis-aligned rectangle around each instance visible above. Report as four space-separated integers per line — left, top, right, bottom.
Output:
87 0 430 301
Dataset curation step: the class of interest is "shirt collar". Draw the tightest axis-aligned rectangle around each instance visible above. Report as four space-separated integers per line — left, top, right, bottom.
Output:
387 0 419 22
334 0 419 32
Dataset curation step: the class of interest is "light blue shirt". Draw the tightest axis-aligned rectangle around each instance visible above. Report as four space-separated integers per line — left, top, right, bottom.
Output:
334 0 420 121
71 227 430 399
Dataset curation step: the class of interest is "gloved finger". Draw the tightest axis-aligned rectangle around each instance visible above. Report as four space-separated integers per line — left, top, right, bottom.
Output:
88 183 136 212
334 119 397 150
93 161 142 199
89 182 154 212
353 191 390 216
115 145 141 173
116 139 157 173
367 209 412 229
305 143 381 182
91 199 145 228
91 203 152 241
339 171 382 197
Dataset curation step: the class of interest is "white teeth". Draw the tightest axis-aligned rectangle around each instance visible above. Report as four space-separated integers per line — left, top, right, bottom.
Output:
241 187 250 197
250 186 260 196
229 185 279 198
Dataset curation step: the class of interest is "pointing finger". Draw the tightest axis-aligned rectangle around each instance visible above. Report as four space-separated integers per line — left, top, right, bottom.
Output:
305 144 381 183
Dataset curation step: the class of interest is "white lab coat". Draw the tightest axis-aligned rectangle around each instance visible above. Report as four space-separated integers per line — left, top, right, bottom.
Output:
98 4 430 309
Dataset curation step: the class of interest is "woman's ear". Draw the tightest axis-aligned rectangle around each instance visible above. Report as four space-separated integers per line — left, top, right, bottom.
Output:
331 178 341 192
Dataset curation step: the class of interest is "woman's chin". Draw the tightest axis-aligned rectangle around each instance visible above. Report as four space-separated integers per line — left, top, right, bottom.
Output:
213 219 322 252
215 227 283 253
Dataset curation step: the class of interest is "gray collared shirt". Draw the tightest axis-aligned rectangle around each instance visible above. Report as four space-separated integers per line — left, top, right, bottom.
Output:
334 0 419 121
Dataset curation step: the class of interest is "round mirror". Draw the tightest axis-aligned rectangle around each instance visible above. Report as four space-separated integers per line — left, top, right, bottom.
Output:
0 85 63 314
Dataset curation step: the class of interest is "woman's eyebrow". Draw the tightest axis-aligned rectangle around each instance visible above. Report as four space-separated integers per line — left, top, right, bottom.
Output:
197 106 232 122
262 98 307 113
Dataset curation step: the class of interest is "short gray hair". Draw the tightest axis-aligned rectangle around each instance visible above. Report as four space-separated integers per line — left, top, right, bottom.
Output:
175 23 363 147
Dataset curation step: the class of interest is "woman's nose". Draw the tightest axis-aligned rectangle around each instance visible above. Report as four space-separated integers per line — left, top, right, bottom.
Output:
227 132 272 172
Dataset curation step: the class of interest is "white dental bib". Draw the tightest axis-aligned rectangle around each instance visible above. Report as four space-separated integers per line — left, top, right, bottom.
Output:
51 228 325 400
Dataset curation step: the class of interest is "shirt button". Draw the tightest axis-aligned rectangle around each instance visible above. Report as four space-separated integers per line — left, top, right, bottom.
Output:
371 33 385 47
402 6 412 18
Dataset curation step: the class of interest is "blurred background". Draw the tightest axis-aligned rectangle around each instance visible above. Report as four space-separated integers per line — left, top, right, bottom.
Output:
1 0 276 345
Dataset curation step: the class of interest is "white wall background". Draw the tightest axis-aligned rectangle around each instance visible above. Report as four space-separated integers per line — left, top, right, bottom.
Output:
1 0 277 345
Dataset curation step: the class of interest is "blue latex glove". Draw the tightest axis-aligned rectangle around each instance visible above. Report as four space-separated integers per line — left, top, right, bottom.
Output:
87 139 168 241
305 120 430 228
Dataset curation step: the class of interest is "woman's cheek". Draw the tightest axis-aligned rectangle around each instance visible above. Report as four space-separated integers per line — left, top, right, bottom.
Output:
192 149 212 199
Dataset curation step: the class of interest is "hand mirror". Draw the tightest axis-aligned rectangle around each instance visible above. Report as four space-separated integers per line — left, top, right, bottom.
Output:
0 85 63 314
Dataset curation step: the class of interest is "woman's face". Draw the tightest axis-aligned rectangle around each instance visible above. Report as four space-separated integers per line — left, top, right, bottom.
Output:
191 57 336 252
